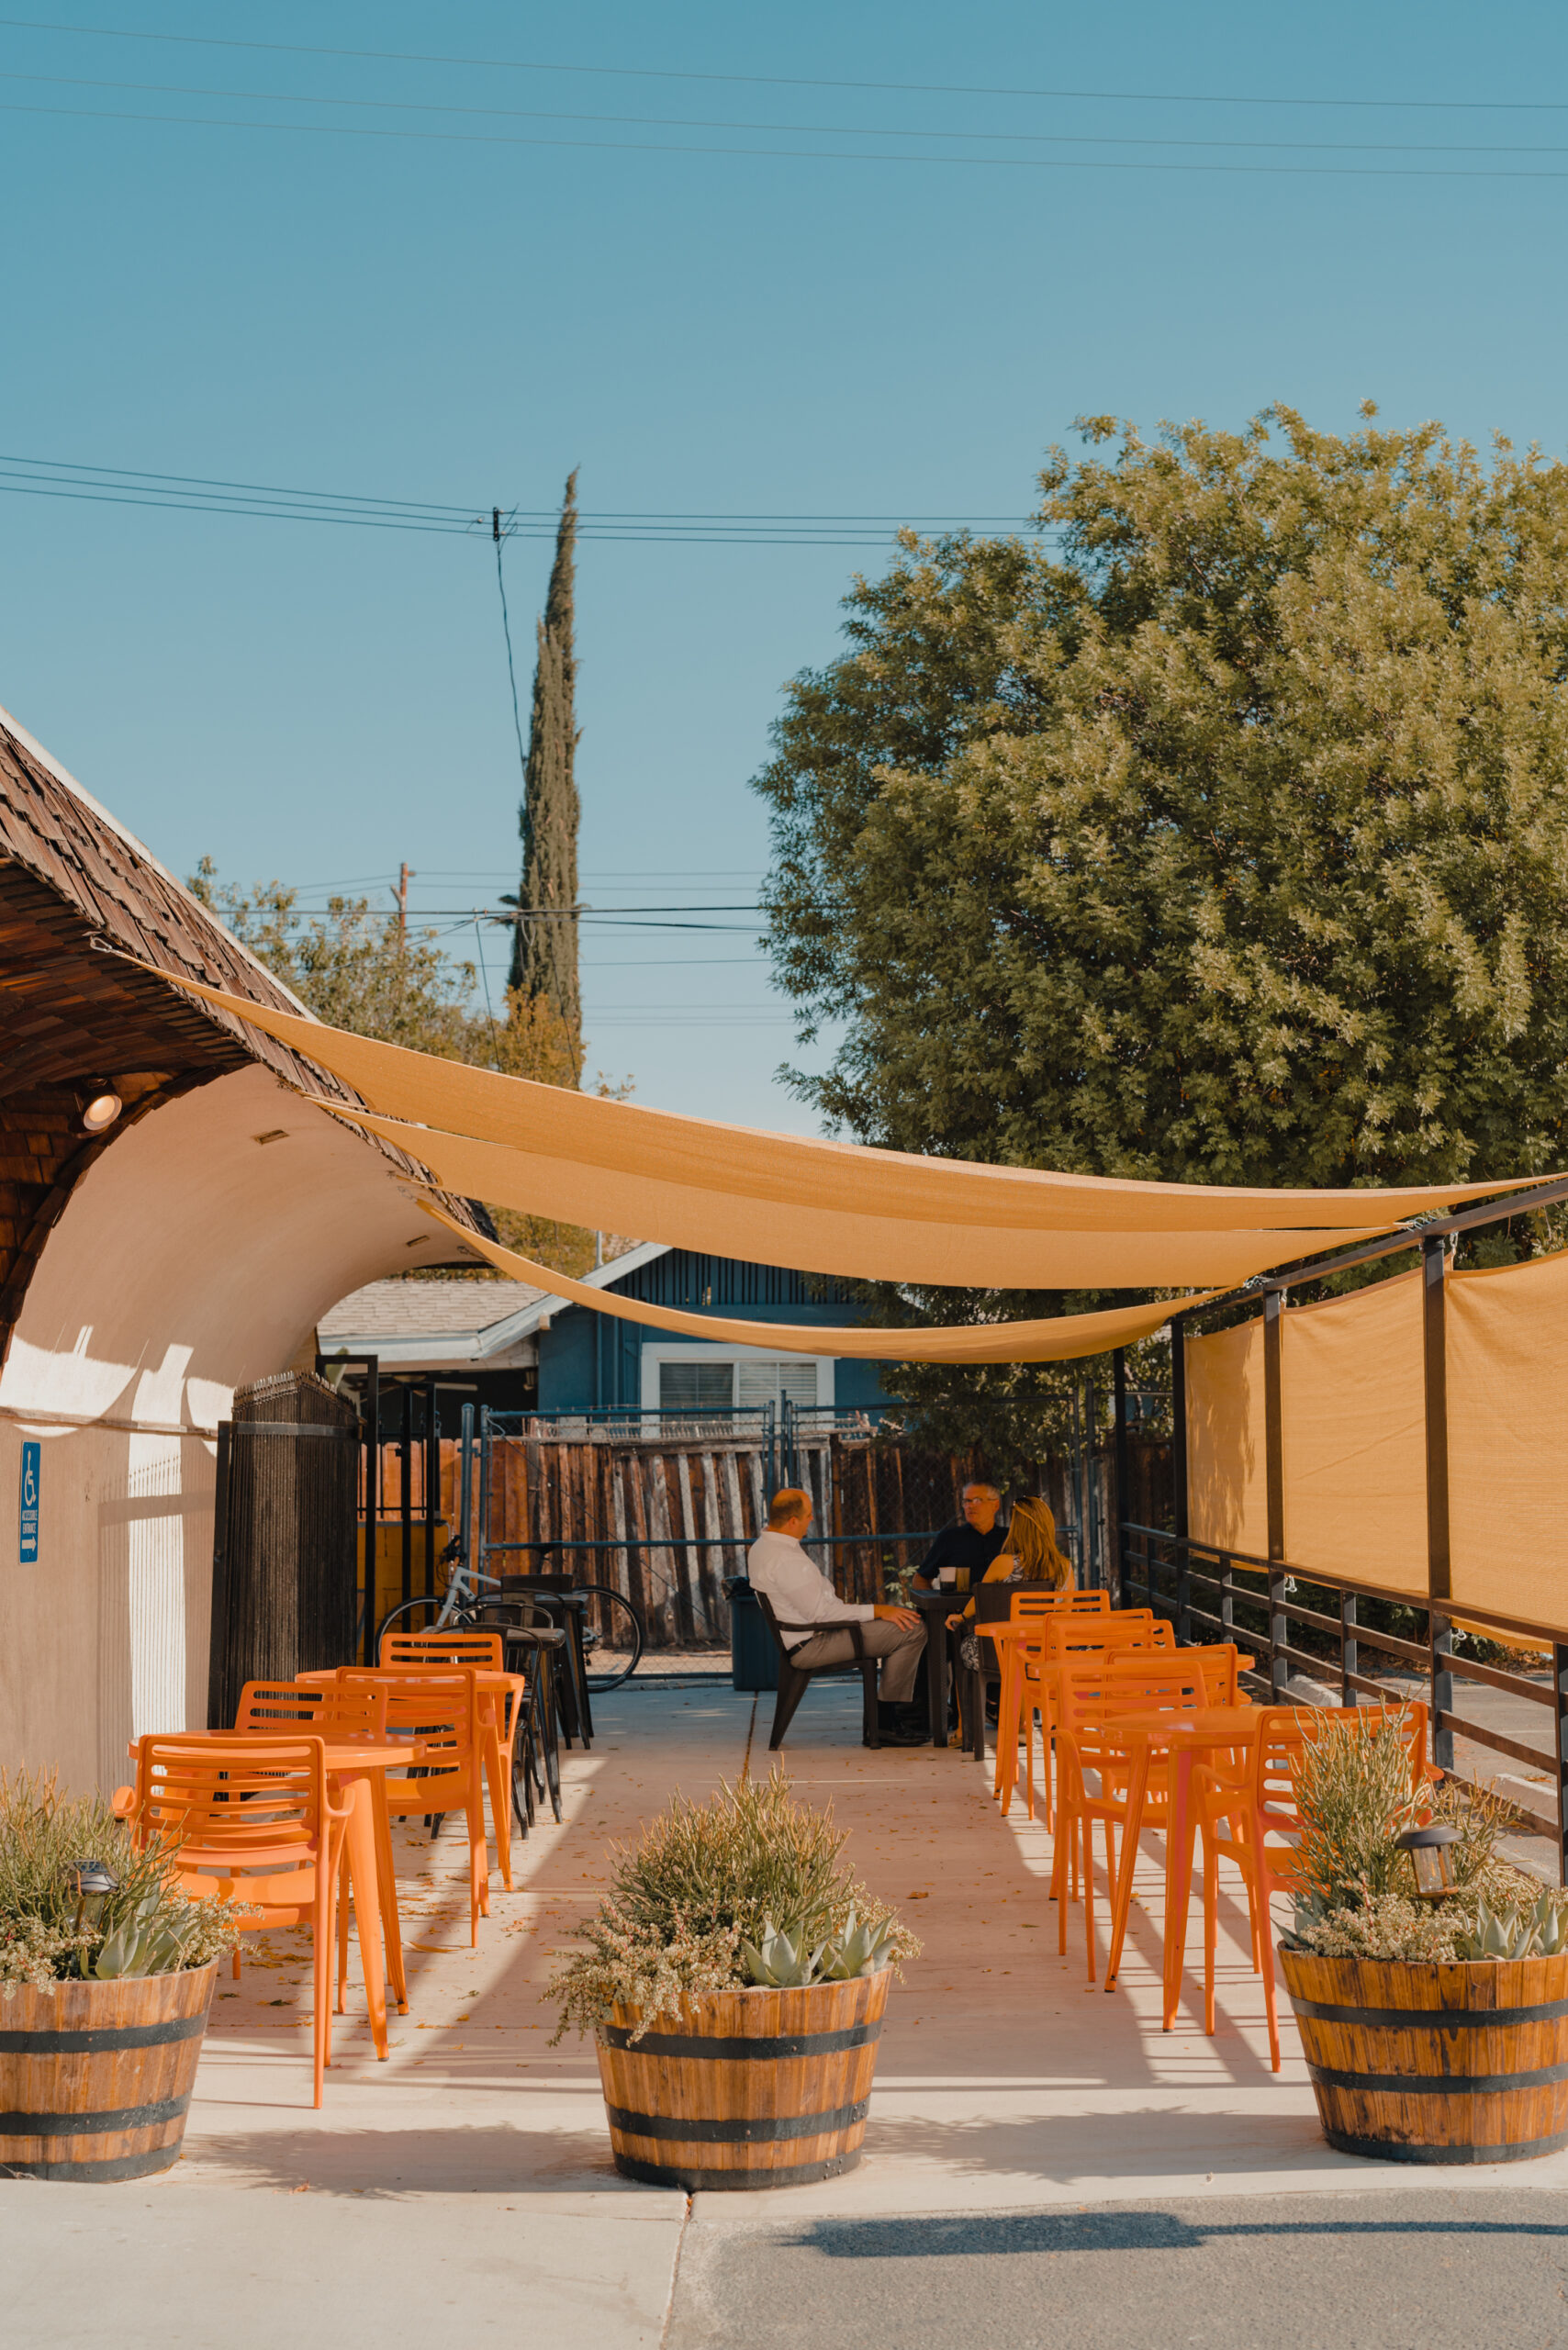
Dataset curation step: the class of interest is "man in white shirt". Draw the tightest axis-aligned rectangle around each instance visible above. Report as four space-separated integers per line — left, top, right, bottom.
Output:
746 1487 927 1746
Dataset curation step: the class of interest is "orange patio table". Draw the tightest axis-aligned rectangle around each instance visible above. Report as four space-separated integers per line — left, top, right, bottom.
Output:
1092 1706 1267 2021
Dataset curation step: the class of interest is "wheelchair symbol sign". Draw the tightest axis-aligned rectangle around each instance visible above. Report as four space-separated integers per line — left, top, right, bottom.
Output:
19 1441 39 1564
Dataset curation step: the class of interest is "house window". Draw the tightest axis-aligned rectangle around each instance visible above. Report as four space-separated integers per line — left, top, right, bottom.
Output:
738 1359 819 1411
659 1360 735 1412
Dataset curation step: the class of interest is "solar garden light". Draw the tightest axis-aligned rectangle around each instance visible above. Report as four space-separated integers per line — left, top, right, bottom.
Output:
1396 1822 1461 1900
62 1860 119 1933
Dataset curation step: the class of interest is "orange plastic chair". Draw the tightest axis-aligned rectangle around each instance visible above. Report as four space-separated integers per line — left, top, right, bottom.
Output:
118 1735 351 2107
999 1612 1171 1824
342 1666 490 1943
1052 1649 1248 1983
378 1632 525 1885
1190 1700 1430 2069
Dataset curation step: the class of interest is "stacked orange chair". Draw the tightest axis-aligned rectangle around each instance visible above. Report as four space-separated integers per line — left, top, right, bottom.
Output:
1000 1611 1174 1825
1189 1701 1430 2069
118 1736 352 2107
379 1630 527 1886
1052 1648 1248 1984
234 1678 404 2019
342 1665 491 1944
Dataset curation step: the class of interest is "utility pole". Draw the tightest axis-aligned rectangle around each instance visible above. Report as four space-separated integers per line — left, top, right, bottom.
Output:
395 863 414 943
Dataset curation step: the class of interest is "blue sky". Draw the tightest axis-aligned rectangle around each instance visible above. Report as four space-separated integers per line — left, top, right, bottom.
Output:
5 0 1568 1128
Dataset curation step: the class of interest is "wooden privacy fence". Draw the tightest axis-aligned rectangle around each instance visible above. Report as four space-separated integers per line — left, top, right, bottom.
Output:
362 1425 1174 1650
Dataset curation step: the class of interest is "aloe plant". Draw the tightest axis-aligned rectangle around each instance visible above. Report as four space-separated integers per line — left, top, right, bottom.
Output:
819 1907 898 1981
1454 1889 1568 1963
93 1890 202 1981
740 1919 827 1988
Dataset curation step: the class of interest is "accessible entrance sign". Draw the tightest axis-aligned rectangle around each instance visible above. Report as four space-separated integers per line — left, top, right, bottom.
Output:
19 1440 39 1564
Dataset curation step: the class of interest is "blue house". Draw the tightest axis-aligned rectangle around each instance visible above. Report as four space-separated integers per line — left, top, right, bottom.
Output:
316 1242 896 1427
531 1243 893 1417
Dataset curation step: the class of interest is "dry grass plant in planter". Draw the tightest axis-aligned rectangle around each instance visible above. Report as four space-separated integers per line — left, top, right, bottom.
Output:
0 1773 245 2181
1279 1715 1568 2164
549 1773 919 2188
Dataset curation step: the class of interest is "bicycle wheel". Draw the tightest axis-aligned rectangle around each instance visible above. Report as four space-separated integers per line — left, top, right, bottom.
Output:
375 1590 468 1649
577 1583 644 1692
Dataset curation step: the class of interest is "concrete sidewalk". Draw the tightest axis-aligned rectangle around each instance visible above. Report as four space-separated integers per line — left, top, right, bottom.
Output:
6 1677 1567 2347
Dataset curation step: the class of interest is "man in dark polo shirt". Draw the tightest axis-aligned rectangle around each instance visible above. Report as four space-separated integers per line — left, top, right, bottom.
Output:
913 1483 1007 1591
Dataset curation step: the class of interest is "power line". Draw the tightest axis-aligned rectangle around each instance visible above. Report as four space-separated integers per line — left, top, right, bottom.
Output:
9 92 1568 180
3 17 1562 113
9 66 1568 155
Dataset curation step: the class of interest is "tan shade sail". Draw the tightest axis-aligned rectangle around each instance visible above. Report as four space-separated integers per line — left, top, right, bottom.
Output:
421 1206 1218 1363
326 1105 1394 1290
144 969 1547 1240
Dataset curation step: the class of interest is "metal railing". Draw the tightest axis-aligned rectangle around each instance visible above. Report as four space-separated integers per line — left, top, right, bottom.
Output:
1119 1520 1568 1881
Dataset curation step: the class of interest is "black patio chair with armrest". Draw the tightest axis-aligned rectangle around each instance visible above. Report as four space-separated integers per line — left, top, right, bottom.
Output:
752 1588 879 1751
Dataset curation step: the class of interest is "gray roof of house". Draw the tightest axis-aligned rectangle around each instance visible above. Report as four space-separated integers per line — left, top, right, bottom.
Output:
319 1278 546 1342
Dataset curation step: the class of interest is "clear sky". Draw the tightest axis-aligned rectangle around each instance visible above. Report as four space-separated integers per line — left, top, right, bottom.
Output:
5 0 1568 1128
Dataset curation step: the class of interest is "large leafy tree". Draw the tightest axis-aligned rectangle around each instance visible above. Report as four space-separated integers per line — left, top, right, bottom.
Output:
758 407 1568 1192
756 408 1568 1472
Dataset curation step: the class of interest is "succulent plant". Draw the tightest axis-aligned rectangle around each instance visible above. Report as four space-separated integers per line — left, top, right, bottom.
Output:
93 1889 199 1981
818 1907 898 1981
1454 1889 1568 1963
740 1919 828 1988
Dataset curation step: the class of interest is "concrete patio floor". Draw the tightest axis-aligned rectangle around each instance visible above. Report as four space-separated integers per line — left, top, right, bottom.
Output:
6 1677 1568 2348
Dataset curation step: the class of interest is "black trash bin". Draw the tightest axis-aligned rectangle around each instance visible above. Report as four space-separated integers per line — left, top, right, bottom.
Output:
722 1575 778 1693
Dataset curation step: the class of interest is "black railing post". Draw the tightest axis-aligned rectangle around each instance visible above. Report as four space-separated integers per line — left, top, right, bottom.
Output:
1263 1290 1288 1701
1340 1590 1359 1708
458 1401 475 1577
1555 1643 1568 1891
1112 1347 1130 1606
1175 1543 1192 1646
1423 1234 1455 1773
398 1382 413 1614
1170 1315 1189 1546
1219 1552 1233 1641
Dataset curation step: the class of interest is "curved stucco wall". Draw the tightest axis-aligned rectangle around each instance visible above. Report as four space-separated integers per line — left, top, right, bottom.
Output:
0 1065 476 1788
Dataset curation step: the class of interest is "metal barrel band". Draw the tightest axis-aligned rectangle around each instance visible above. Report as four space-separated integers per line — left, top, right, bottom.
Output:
1292 1996 1568 2029
1306 2060 1568 2095
600 2022 881 2060
612 2150 859 2192
0 2143 187 2182
0 2093 192 2136
605 2097 869 2144
0 2013 208 2056
1323 2125 1568 2165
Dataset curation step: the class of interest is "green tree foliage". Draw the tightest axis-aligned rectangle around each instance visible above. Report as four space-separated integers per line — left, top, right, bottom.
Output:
758 406 1568 1192
757 408 1568 1468
507 469 582 1042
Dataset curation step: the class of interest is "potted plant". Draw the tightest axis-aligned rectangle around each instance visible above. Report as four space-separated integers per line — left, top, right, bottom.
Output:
549 1773 919 2189
0 1773 244 2181
1279 1715 1568 2165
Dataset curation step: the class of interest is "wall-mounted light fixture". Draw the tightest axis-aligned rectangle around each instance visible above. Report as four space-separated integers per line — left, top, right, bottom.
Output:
77 1079 123 1136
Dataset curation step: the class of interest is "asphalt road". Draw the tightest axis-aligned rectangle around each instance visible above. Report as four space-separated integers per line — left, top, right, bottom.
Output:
666 2189 1568 2350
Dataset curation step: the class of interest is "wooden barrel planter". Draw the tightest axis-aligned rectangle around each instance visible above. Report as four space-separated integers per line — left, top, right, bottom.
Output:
0 1961 218 2181
596 1969 891 2190
1279 1947 1568 2165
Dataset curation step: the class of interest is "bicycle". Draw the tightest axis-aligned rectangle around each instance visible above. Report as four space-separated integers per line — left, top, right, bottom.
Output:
377 1550 646 1694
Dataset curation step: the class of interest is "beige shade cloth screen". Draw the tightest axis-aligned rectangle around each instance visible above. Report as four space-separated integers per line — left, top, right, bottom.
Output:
1187 1275 1428 1592
134 965 1551 1291
420 1206 1220 1364
1281 1274 1428 1596
1448 1249 1568 1628
1186 1319 1270 1559
1187 1250 1568 1628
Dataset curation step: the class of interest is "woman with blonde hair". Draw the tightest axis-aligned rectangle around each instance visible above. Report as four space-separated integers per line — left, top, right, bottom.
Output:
945 1495 1074 1629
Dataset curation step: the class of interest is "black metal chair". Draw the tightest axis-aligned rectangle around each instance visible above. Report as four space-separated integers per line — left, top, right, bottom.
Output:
752 1588 879 1751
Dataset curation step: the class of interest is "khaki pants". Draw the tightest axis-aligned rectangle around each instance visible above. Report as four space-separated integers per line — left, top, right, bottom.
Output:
785 1618 925 1707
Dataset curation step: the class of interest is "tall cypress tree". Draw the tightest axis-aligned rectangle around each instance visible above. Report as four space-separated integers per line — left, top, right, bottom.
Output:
507 470 580 1041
